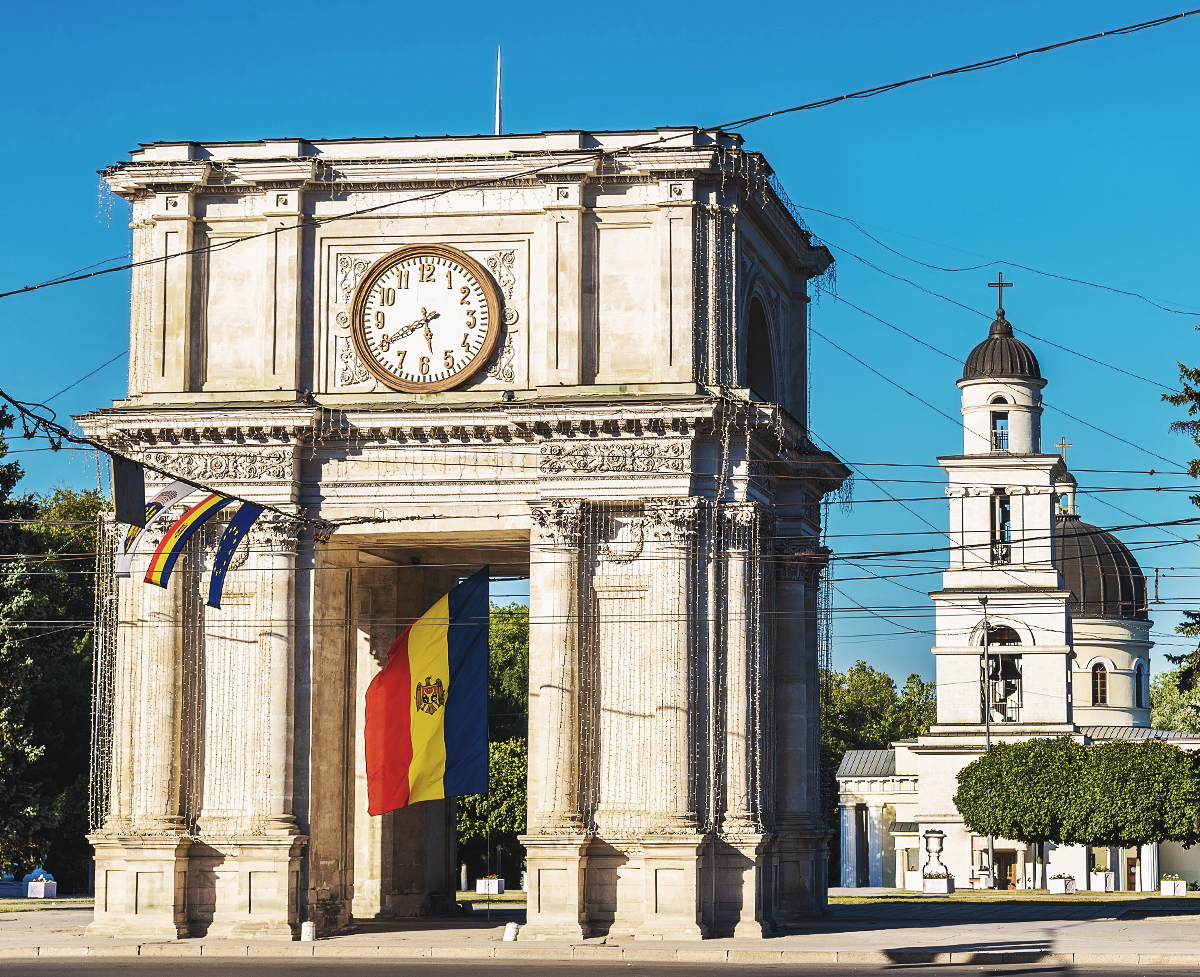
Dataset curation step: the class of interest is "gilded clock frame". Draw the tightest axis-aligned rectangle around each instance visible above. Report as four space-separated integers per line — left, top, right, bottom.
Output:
349 244 504 394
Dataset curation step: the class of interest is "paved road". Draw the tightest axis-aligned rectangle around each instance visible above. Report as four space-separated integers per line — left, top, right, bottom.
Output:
0 960 1194 976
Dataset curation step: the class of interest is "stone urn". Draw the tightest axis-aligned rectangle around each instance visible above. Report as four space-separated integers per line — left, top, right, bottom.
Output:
923 831 947 875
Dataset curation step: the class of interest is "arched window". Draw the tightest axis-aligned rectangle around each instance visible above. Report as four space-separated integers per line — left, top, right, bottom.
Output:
1092 663 1108 706
985 625 1021 646
746 298 776 403
1135 662 1145 709
990 395 1009 405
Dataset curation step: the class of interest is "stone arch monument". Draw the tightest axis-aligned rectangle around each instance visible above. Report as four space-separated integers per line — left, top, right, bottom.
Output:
81 129 848 941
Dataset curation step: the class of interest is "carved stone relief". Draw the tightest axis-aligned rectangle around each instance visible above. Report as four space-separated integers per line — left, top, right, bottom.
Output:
539 441 687 475
141 449 292 482
337 255 373 304
530 500 585 547
337 337 371 387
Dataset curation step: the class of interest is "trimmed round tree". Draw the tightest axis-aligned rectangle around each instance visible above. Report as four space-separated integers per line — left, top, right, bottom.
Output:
1061 739 1200 851
954 738 1087 885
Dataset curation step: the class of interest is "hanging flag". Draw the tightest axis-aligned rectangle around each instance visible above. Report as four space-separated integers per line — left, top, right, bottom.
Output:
112 456 146 528
206 503 264 608
144 494 234 589
115 480 197 578
365 566 489 816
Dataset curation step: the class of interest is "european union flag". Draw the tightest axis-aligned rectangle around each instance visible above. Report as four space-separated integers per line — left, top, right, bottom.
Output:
207 503 264 608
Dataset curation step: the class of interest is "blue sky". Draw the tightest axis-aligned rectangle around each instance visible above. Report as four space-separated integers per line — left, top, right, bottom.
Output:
1 1 1197 682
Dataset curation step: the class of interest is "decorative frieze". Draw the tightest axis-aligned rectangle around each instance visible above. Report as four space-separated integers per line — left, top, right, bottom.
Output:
141 449 292 482
538 441 688 475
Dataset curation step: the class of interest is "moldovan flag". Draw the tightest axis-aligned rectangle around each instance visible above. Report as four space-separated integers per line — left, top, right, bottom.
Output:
365 567 489 816
144 493 234 588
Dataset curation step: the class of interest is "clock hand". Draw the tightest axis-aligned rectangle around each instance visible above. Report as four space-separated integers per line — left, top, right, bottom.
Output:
389 308 439 343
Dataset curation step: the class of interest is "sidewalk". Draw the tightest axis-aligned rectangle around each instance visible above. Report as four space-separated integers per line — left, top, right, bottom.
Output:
3 893 1200 965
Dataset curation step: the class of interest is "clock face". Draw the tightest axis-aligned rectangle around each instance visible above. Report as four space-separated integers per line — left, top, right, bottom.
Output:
349 245 502 393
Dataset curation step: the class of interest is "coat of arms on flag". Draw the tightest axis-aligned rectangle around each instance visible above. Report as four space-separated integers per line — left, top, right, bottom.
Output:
415 677 446 715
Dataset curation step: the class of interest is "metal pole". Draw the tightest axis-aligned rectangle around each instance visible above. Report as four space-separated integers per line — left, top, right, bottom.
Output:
980 595 995 889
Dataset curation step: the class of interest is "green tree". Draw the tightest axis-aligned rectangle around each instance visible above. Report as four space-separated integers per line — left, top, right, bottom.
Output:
25 486 106 893
820 662 937 881
1151 668 1200 734
1163 362 1200 690
1061 739 1200 851
954 738 1084 863
0 408 58 879
487 603 528 742
455 603 530 887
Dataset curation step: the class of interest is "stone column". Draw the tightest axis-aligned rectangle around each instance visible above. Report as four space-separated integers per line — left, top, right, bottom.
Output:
712 502 774 937
774 541 830 919
867 804 884 888
1141 844 1159 892
840 804 858 888
89 525 190 939
635 499 707 941
520 501 589 939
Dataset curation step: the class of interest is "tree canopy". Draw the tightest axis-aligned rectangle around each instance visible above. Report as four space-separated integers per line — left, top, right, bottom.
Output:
954 738 1083 845
955 737 1200 851
0 409 103 888
1151 668 1200 734
1163 362 1200 692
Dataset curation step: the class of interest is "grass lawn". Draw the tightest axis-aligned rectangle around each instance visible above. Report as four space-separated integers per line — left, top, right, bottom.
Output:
831 890 1195 905
455 889 526 904
0 898 94 912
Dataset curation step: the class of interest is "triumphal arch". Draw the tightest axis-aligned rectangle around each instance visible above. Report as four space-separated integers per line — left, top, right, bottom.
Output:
81 128 848 941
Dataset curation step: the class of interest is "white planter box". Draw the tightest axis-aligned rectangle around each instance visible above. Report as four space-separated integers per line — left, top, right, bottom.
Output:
1091 871 1114 892
972 871 992 890
1161 880 1187 897
26 881 56 898
922 877 954 895
904 870 923 892
1048 878 1076 894
476 878 505 895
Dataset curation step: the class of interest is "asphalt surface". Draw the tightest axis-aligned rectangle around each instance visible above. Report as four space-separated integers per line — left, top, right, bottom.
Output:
0 961 1191 976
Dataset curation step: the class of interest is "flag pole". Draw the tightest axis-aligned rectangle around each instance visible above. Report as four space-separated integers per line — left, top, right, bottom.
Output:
494 46 502 136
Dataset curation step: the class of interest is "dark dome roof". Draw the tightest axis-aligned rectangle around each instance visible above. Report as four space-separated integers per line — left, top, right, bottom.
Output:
1056 513 1147 621
963 313 1042 382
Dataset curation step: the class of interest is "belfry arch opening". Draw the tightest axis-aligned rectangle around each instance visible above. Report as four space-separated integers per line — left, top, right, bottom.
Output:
746 298 776 403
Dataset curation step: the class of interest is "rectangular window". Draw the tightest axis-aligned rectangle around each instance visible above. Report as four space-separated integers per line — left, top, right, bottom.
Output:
1092 665 1108 706
991 411 1009 451
982 653 1023 723
991 494 1011 565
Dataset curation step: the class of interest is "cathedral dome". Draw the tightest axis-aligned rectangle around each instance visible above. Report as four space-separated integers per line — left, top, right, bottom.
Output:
962 313 1042 382
1056 513 1147 621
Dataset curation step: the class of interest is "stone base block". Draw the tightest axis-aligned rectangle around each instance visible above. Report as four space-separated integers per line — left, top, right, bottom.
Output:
634 837 708 940
186 835 306 940
518 834 590 939
87 834 191 939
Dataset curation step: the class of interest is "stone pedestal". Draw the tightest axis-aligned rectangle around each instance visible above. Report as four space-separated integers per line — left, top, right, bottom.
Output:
519 836 590 939
712 834 771 938
87 835 191 939
775 826 830 923
189 836 306 939
635 838 708 940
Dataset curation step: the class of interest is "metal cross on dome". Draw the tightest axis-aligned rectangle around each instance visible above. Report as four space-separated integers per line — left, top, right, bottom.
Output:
1055 437 1072 463
988 273 1013 315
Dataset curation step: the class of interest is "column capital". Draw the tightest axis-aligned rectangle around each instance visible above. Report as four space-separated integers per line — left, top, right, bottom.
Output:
530 500 586 547
250 509 303 554
775 540 829 584
643 497 705 543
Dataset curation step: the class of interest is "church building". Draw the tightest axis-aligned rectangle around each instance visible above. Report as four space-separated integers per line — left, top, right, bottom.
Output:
837 294 1200 891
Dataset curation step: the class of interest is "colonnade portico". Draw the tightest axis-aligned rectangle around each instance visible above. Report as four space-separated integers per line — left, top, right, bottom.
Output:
82 128 848 940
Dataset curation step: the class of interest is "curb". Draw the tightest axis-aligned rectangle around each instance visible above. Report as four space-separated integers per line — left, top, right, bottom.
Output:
0 945 1193 964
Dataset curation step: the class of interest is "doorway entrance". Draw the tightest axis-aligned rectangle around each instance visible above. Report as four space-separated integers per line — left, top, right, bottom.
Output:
1127 856 1138 892
994 852 1018 890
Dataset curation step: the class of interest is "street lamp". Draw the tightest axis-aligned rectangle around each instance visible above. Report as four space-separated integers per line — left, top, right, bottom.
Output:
980 595 995 889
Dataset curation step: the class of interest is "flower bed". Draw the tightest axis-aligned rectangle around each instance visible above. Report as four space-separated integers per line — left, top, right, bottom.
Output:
1161 874 1187 897
1048 874 1075 895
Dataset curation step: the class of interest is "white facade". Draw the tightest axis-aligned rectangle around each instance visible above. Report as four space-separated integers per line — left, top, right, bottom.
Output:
83 129 850 939
838 309 1200 892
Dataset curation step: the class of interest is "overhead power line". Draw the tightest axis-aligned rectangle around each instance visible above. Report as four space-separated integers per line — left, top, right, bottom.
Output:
2 9 1197 303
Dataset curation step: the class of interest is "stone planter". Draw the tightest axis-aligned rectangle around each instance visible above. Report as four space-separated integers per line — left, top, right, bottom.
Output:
922 877 954 895
972 871 992 890
1161 880 1187 897
904 870 923 892
476 878 505 895
1048 878 1076 894
1091 871 1114 892
26 880 56 898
